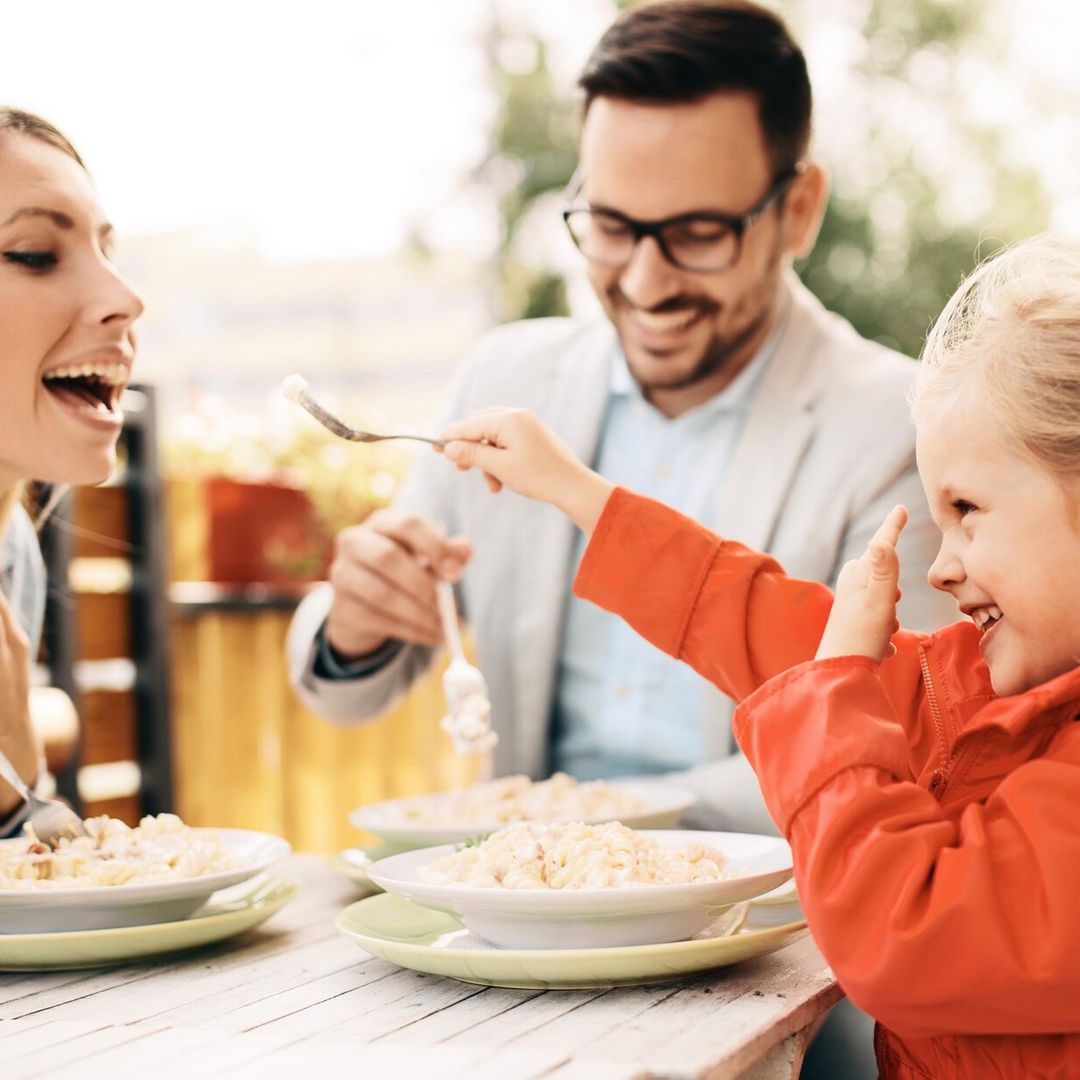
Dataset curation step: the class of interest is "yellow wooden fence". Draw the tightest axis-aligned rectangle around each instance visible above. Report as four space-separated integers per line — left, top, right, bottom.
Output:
169 603 482 852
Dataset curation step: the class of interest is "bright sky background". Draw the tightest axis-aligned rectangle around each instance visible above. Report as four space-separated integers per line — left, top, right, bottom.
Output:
2 0 1078 263
0 0 610 262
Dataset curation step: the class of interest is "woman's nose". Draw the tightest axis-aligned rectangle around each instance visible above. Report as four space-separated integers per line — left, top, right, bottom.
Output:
93 260 145 329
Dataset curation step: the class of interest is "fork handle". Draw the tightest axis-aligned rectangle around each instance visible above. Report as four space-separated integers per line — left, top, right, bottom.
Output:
436 580 465 661
0 746 33 803
354 433 445 448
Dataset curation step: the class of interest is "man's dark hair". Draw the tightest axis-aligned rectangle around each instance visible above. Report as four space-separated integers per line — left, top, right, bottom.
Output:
578 0 811 174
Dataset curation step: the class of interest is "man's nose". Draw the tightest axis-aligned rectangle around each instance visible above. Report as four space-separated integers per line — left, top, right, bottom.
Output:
617 235 683 310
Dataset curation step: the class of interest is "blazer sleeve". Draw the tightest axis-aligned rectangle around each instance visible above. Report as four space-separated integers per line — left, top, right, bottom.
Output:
735 658 1080 1038
285 363 475 725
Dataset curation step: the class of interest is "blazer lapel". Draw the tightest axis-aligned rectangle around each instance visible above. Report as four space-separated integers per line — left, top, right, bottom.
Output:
712 278 827 551
510 324 616 775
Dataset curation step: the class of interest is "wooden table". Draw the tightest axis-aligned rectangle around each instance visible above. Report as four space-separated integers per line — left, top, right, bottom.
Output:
0 856 841 1080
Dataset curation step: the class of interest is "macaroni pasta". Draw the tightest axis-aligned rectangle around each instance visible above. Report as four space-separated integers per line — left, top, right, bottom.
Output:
423 821 731 889
387 772 647 828
0 813 241 890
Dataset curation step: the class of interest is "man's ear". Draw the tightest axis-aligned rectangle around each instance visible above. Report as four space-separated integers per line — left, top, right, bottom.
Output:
783 161 829 259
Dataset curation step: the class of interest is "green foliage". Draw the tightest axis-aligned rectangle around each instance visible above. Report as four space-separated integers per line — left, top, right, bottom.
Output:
782 0 1050 356
481 0 1055 348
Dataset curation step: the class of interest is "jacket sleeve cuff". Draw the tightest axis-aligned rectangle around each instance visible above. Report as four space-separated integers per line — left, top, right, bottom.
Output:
733 656 912 834
312 622 404 681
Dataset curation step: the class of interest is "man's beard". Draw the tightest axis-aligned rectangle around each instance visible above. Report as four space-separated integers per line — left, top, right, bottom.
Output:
612 243 785 394
616 294 774 393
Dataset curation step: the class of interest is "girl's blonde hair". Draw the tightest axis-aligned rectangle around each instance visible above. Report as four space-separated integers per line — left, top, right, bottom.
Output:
912 233 1080 480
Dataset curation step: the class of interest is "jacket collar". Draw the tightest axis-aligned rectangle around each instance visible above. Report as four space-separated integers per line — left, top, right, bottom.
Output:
922 624 1080 738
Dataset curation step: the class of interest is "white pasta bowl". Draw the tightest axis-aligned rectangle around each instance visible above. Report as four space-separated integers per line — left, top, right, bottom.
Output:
350 781 697 849
367 830 793 950
0 829 290 933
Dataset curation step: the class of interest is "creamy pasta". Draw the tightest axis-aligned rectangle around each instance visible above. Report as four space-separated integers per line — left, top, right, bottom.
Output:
0 813 241 890
387 772 648 828
422 821 732 889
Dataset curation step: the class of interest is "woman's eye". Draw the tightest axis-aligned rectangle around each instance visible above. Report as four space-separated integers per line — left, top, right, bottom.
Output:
952 499 977 517
3 250 58 271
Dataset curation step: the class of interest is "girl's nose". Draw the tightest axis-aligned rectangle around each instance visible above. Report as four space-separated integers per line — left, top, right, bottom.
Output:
928 542 964 592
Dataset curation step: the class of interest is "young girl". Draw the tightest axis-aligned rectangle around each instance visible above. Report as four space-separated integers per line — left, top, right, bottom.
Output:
0 108 143 836
437 233 1080 1079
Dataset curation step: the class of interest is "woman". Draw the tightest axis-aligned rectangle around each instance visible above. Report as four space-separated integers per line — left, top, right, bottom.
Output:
0 107 143 835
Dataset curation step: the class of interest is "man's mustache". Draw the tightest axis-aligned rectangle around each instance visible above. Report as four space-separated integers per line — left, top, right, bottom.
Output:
611 290 719 318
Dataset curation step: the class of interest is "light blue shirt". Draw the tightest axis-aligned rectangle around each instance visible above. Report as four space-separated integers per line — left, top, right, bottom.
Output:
550 336 777 780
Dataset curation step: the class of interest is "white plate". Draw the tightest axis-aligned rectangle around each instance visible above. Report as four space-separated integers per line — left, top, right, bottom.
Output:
350 781 696 848
368 830 792 950
0 828 291 933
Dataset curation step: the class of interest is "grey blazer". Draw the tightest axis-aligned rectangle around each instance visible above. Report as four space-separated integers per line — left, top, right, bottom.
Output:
288 275 956 832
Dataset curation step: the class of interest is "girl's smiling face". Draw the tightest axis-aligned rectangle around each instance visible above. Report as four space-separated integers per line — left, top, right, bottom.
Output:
919 396 1080 696
0 132 143 489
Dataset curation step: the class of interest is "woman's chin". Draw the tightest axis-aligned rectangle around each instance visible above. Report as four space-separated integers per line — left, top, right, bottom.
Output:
36 450 117 488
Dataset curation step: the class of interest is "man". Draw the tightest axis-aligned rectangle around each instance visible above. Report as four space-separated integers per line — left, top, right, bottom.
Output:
290 9 955 1070
289 0 953 824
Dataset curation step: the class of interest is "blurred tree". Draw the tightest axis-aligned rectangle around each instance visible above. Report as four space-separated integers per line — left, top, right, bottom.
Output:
783 0 1051 355
476 16 578 321
479 0 1054 344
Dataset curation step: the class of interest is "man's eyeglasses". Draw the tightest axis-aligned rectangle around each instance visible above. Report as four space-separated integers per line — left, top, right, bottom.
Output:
561 163 804 274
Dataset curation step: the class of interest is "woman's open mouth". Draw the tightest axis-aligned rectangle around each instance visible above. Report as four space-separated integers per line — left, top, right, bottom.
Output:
42 362 127 419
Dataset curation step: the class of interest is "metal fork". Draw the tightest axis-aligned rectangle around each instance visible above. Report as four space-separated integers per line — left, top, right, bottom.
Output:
0 746 89 849
281 374 444 447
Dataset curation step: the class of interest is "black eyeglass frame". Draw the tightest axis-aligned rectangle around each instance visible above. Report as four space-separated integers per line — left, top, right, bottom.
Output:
561 162 805 274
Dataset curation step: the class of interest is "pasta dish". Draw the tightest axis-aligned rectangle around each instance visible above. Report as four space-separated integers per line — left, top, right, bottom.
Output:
386 772 648 828
422 820 732 889
0 813 241 890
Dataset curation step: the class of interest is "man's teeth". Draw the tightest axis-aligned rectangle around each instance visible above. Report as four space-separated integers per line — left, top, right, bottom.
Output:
972 606 1003 630
632 308 699 333
44 362 128 384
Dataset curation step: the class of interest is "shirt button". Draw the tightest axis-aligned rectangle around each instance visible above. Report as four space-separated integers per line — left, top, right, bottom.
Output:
656 464 673 481
615 684 633 700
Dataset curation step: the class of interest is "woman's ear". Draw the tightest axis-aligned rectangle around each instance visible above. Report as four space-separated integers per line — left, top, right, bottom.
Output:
783 161 829 260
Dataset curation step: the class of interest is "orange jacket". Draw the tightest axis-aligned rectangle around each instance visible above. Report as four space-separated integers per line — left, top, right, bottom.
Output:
576 488 1080 1080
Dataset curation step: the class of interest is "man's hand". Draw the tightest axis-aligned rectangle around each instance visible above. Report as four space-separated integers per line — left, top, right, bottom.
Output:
438 408 614 535
816 505 908 663
325 509 472 661
0 592 36 817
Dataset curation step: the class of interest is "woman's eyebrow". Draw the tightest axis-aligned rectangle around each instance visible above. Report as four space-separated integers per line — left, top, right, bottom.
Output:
0 206 75 229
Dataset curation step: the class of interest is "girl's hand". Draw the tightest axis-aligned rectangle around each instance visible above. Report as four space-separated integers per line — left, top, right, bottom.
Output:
438 408 614 535
0 592 37 817
816 505 908 663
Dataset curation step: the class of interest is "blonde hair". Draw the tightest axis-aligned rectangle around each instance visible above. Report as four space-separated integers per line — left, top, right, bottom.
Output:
912 234 1080 480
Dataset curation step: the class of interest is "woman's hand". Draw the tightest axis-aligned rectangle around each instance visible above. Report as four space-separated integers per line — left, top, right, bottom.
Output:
816 505 908 663
438 408 615 535
0 592 37 817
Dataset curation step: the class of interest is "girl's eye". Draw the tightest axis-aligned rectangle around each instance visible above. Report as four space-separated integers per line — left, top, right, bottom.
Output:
952 499 977 517
3 250 58 271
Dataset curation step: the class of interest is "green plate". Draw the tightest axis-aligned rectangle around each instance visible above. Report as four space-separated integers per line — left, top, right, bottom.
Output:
0 874 297 972
336 892 808 990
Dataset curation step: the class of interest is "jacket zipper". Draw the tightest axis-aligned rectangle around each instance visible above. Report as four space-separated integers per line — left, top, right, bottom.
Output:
919 647 949 798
